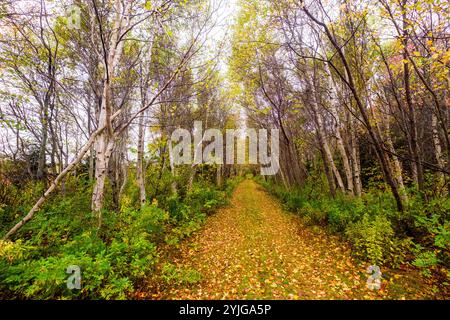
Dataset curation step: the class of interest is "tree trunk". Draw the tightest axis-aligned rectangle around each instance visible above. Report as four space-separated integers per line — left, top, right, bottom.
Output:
432 113 446 192
318 134 336 197
91 129 114 226
349 117 362 196
303 7 403 211
91 0 131 217
136 112 146 206
379 109 408 204
325 64 354 194
37 104 48 179
402 2 424 192
88 95 94 180
311 100 345 193
216 164 222 187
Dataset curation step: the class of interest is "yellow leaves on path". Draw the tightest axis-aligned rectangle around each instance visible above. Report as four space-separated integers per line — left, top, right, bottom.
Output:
144 180 435 300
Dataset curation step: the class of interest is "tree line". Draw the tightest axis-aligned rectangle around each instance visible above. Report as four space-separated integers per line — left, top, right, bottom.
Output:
230 0 449 206
0 0 235 238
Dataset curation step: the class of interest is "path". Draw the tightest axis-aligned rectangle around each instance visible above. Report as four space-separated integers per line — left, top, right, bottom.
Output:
144 180 434 299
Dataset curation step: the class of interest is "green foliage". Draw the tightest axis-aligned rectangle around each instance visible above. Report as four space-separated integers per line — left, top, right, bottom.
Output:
185 184 228 214
345 214 412 267
0 203 160 299
161 178 242 246
258 177 447 274
412 249 440 277
161 262 202 286
410 198 450 279
0 171 240 299
122 204 169 240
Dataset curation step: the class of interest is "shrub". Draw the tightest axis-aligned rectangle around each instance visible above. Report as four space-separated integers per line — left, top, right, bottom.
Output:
411 200 450 279
161 262 202 286
0 208 160 299
259 179 416 268
345 214 412 267
0 171 239 299
186 184 227 214
325 196 364 232
299 203 327 226
412 249 440 277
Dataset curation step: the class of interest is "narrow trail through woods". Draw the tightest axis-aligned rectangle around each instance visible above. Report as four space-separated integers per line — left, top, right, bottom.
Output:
145 180 433 299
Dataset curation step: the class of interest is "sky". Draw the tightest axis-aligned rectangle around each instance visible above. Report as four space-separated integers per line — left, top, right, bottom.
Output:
207 0 239 75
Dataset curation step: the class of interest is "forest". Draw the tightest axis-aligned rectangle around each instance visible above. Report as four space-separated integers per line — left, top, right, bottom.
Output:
0 0 449 300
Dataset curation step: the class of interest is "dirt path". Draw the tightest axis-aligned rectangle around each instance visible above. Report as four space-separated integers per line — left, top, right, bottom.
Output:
145 180 434 299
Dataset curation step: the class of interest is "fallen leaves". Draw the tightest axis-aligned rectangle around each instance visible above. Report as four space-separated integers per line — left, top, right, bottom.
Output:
142 180 437 300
